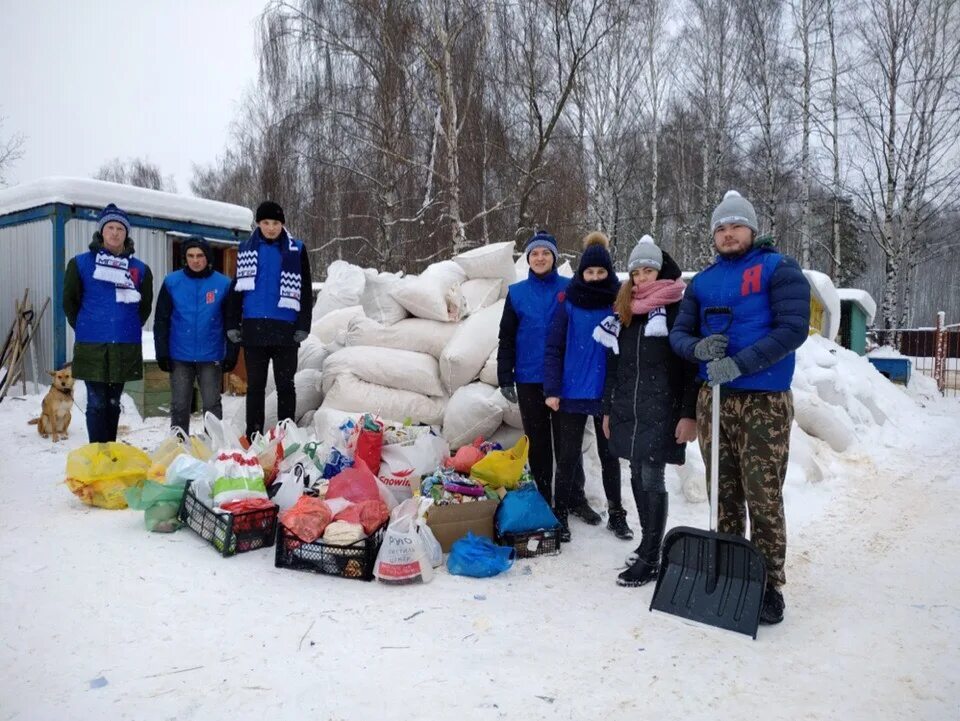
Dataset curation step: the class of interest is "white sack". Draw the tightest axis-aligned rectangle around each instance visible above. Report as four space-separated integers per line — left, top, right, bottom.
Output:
324 373 446 426
558 260 574 278
360 270 409 326
479 349 499 386
297 335 329 372
439 300 505 394
492 388 524 429
313 261 366 320
311 305 364 343
489 424 523 449
453 241 516 285
263 368 324 428
442 382 503 449
461 278 503 316
344 316 460 359
389 261 467 322
322 345 444 397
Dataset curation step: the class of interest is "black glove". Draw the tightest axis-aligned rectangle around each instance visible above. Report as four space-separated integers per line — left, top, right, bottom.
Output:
156 357 171 373
694 334 729 361
500 385 518 404
226 329 242 344
293 330 309 344
706 357 742 386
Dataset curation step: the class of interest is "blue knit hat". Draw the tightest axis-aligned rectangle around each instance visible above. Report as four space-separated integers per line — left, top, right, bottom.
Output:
97 203 131 235
525 230 559 260
578 232 615 278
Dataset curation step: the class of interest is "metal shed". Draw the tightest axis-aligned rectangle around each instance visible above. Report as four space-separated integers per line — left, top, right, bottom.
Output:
0 177 252 379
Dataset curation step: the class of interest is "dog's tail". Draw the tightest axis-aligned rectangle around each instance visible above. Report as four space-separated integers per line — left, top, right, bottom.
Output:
27 418 39 425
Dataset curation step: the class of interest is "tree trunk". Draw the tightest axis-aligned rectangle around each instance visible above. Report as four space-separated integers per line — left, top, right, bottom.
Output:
827 0 841 282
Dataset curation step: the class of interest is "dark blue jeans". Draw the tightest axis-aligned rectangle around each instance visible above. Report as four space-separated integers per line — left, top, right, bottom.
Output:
85 381 124 443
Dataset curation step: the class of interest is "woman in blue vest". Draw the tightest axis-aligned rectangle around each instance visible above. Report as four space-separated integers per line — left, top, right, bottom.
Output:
226 201 313 439
497 231 600 522
153 237 237 435
543 232 626 543
63 204 154 443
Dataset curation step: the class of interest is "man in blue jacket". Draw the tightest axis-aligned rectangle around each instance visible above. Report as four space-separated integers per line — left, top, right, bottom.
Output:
154 237 237 434
670 190 810 626
226 201 313 438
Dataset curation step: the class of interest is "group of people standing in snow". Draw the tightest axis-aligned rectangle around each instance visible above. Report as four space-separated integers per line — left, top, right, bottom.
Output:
63 188 809 626
497 190 810 625
64 200 312 445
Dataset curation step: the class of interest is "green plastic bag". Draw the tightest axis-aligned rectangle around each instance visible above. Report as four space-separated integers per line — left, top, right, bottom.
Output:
124 480 188 532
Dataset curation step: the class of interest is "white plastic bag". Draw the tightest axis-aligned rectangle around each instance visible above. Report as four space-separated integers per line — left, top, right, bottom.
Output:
204 412 244 452
417 496 443 568
272 462 306 511
378 433 450 500
373 498 434 583
165 454 216 486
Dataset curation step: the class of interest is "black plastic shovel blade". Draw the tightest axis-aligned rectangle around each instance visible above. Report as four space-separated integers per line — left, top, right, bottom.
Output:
649 526 768 639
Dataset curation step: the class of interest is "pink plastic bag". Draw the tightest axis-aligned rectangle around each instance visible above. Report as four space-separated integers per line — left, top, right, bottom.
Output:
326 459 380 503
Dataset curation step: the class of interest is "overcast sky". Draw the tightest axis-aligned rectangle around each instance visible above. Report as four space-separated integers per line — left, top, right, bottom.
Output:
0 0 268 195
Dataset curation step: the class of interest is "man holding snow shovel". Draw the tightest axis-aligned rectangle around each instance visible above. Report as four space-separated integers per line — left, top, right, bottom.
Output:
670 190 810 625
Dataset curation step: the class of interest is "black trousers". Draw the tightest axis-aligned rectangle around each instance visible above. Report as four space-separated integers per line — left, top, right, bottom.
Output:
552 411 621 511
516 383 588 507
244 345 298 438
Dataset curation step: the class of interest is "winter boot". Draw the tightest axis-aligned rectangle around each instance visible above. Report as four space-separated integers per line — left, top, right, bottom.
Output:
606 508 634 540
570 500 602 526
759 585 785 625
555 508 572 543
617 491 668 587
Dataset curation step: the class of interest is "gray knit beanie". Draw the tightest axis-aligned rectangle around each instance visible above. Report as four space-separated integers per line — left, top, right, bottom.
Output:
711 190 758 235
627 234 663 272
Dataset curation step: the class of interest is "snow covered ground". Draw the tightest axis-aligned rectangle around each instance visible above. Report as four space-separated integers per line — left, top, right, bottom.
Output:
1 345 959 720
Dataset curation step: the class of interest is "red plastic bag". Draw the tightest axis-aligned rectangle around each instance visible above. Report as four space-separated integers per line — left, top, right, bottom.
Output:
334 499 390 535
327 459 381 503
279 496 334 543
351 415 384 474
219 498 277 534
444 437 485 474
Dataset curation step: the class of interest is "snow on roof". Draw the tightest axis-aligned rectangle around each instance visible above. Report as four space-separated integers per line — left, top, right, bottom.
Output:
0 176 253 231
803 269 841 340
836 288 877 325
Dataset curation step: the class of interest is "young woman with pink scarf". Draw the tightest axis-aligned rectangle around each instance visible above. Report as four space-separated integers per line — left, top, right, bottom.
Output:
596 235 699 587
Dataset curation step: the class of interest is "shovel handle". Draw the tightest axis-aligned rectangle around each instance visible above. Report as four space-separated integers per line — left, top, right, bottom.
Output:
710 382 720 533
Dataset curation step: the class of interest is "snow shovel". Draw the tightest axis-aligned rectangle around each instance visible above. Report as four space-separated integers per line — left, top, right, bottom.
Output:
649 311 768 639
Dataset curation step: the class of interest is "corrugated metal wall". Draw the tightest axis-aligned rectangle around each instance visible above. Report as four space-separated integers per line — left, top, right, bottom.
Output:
64 219 171 358
0 219 55 383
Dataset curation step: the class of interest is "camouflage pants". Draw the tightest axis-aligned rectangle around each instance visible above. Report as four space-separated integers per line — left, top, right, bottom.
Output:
696 386 793 588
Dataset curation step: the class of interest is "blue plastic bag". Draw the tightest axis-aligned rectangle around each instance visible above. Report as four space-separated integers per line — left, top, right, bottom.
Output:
447 532 515 578
495 483 559 534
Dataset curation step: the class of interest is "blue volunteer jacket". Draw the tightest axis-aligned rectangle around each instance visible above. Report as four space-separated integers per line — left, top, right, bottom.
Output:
241 235 303 324
154 268 231 362
73 250 148 344
544 299 610 415
669 245 811 391
497 270 570 386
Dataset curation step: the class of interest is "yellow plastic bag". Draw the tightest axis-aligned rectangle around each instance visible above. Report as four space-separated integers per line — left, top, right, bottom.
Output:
469 435 529 490
65 442 152 509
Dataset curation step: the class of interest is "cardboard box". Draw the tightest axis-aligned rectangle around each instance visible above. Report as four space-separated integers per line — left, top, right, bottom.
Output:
426 498 500 553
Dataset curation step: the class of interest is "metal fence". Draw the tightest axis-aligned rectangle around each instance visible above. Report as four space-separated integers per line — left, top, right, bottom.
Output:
869 312 960 397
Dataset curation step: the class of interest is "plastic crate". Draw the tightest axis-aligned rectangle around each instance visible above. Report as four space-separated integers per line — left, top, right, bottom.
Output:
275 522 386 581
498 527 562 558
177 483 279 557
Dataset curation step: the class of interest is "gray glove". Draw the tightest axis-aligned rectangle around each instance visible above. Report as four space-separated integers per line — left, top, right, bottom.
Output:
500 385 518 404
694 334 729 361
706 357 742 387
293 330 309 343
226 329 241 344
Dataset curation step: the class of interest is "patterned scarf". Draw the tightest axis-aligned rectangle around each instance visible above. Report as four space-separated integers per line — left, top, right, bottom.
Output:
593 280 685 354
93 249 140 304
235 229 302 311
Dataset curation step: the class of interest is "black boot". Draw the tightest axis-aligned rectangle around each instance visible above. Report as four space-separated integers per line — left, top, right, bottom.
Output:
570 500 602 526
606 508 633 540
759 585 785 625
555 508 571 543
617 492 668 587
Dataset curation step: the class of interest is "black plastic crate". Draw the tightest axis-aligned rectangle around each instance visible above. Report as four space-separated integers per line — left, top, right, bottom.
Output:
177 482 279 557
275 522 386 581
498 527 562 558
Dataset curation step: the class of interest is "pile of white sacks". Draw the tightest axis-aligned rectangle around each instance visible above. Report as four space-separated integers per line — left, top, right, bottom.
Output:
240 241 574 452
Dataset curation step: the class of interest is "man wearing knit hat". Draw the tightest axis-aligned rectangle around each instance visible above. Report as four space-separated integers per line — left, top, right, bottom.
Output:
63 203 154 442
154 237 238 435
497 230 601 524
670 190 810 626
226 201 313 438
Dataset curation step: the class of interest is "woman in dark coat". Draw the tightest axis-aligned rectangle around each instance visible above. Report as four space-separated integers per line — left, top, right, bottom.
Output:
599 235 698 586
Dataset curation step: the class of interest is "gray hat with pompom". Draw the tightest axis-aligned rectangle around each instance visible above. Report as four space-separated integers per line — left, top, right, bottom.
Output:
711 190 758 235
627 234 663 272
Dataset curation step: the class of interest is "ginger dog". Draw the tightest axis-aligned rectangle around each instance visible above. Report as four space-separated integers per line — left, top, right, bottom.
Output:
28 367 75 442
